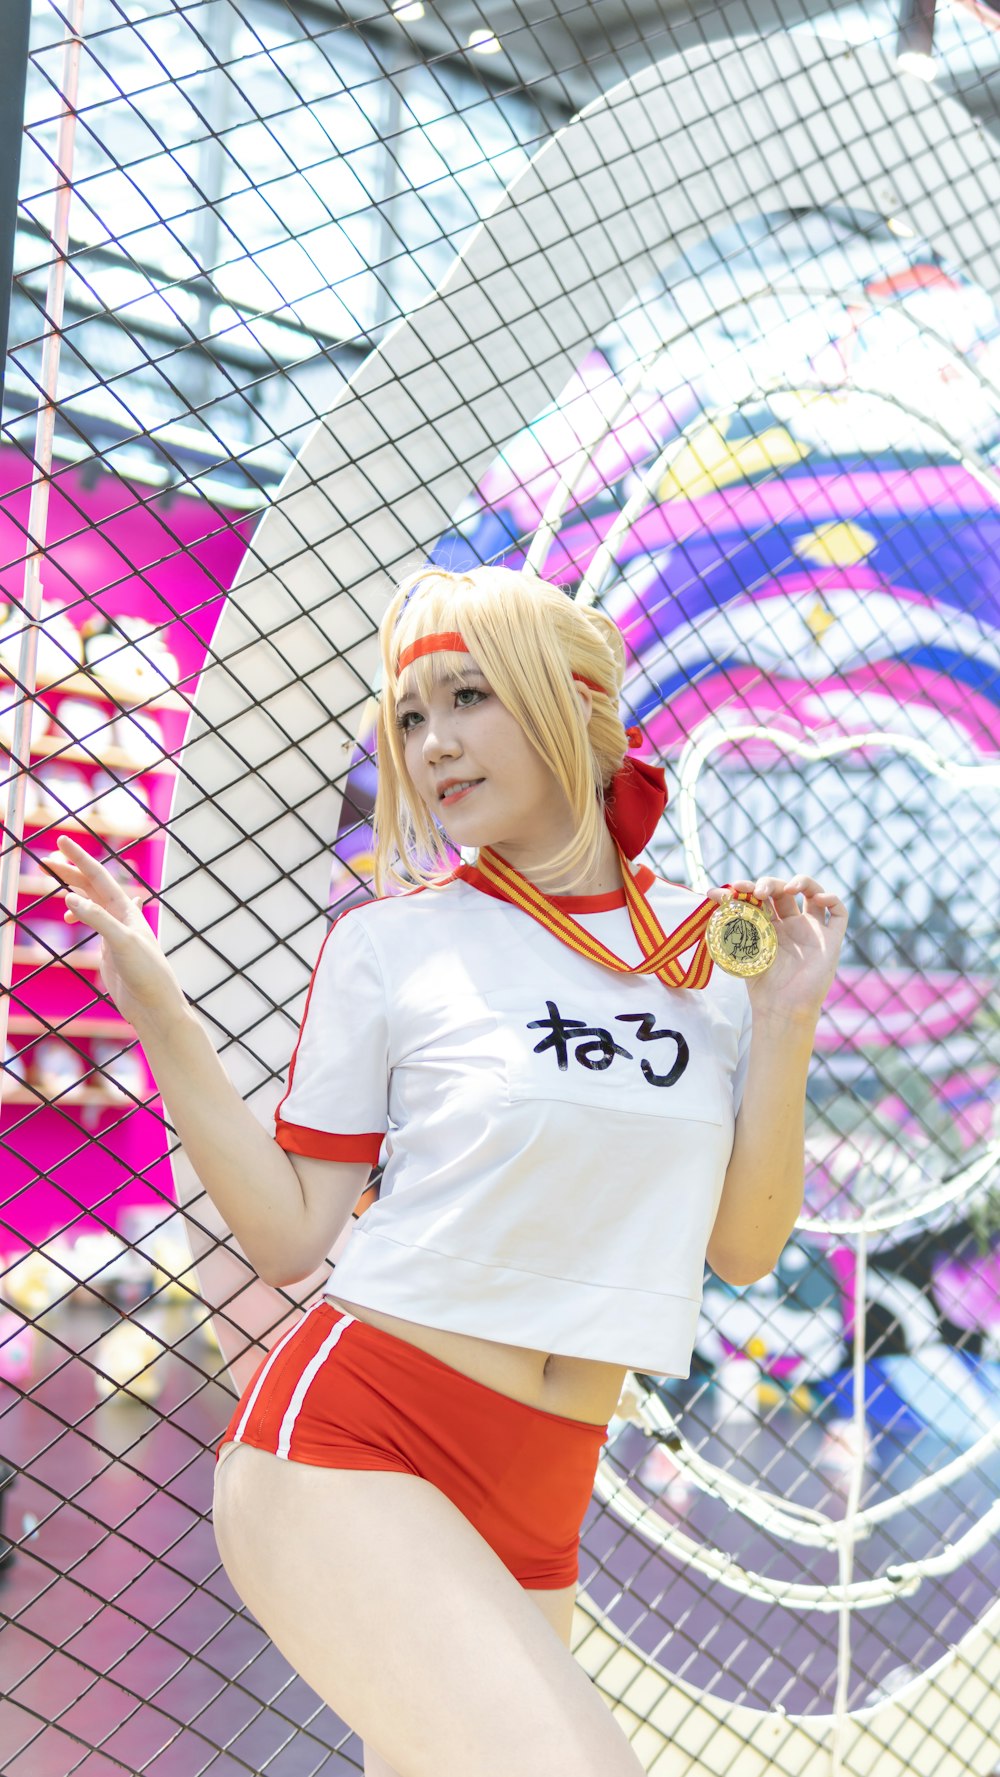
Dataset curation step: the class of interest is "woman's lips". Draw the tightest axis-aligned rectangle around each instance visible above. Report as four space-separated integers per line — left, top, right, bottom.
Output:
439 780 483 806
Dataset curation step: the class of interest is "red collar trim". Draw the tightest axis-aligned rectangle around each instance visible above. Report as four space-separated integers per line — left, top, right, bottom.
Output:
455 859 655 912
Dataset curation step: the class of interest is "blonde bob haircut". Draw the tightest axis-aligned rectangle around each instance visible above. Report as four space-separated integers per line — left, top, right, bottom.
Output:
372 563 631 897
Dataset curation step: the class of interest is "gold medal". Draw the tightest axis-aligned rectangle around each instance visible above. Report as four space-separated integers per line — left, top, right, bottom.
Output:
705 889 777 978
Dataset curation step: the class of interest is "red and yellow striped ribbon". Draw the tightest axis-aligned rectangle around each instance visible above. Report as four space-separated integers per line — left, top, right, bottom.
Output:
477 842 736 990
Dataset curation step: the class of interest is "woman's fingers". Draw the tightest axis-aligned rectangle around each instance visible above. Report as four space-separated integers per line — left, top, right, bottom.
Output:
819 896 849 925
752 875 799 916
718 874 847 923
42 848 80 883
64 886 145 935
54 836 117 880
64 892 117 935
49 838 134 920
710 870 845 931
776 877 848 923
782 875 823 896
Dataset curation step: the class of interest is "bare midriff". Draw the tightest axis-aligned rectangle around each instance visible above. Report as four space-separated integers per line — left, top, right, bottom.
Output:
326 1294 628 1427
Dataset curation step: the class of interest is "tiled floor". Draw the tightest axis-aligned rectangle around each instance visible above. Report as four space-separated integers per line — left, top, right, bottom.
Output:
1 1297 364 1777
4 1296 1000 1775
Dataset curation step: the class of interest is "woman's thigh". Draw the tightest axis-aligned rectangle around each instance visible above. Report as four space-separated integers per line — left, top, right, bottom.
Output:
213 1446 640 1777
524 1578 578 1648
363 1580 577 1777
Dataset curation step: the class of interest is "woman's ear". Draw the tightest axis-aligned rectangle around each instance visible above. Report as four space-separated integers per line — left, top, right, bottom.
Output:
574 682 594 727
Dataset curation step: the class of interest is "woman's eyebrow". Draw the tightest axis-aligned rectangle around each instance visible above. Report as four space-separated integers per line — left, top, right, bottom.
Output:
397 667 485 709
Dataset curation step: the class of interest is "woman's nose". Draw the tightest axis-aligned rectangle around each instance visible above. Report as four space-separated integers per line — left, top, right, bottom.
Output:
422 721 459 763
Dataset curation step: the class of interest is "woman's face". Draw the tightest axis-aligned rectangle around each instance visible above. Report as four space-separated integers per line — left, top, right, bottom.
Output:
395 652 584 857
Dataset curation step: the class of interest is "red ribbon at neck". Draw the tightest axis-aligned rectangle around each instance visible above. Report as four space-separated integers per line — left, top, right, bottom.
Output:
606 727 667 859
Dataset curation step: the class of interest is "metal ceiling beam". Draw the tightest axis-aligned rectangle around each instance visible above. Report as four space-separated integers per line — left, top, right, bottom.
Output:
331 0 1000 138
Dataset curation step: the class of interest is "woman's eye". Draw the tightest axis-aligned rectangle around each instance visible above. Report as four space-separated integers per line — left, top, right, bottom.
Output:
396 688 485 733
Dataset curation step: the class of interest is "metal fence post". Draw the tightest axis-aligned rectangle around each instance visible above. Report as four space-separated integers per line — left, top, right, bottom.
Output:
0 0 31 411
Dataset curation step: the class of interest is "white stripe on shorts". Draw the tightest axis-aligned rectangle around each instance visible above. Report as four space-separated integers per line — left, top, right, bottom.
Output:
232 1298 328 1446
276 1311 357 1459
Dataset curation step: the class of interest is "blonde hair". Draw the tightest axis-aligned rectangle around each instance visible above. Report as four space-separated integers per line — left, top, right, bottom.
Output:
372 564 631 897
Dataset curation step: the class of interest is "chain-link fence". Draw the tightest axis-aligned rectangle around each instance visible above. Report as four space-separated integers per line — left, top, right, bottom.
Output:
2 1 1000 1772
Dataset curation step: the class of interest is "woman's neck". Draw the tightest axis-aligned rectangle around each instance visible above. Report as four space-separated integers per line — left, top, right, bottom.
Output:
481 826 627 899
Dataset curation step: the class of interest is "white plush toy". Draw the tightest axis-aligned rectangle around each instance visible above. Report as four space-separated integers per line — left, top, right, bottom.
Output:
92 1038 147 1100
82 616 180 703
35 761 94 816
52 696 116 749
91 767 152 836
34 1037 88 1098
3 1039 30 1084
0 599 84 684
112 709 164 766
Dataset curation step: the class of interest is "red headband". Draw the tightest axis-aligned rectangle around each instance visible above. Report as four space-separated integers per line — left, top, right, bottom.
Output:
393 629 666 859
396 630 603 694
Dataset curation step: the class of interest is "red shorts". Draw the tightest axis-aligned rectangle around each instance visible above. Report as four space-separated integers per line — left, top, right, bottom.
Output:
216 1300 609 1589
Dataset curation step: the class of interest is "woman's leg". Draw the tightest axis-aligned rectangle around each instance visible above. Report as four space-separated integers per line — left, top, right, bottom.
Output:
214 1447 640 1777
361 1582 579 1777
524 1579 579 1649
363 1746 404 1777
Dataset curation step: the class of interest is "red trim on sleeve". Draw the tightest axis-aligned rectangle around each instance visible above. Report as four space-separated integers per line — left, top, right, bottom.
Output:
275 1123 384 1164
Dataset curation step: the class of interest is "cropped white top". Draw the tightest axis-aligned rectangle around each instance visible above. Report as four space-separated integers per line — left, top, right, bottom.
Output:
274 859 753 1379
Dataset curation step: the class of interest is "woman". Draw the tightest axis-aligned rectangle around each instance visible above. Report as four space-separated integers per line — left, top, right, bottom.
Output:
51 565 847 1777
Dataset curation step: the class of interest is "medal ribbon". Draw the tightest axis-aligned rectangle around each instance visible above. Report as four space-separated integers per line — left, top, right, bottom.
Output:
475 845 765 991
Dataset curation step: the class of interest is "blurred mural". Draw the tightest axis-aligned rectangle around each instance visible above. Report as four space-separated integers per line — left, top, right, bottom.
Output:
334 206 1000 1448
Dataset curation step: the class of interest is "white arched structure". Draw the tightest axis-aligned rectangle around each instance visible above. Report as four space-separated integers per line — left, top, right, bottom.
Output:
163 32 1000 1774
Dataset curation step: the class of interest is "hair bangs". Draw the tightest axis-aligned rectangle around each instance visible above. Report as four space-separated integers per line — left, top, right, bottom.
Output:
387 571 479 706
395 643 478 712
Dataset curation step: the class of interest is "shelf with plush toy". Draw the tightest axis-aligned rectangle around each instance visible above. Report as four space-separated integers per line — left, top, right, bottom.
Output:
0 599 188 709
1 616 184 848
2 595 187 1253
3 1027 151 1109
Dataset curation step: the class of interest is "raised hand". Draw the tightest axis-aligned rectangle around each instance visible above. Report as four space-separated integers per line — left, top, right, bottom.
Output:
44 836 188 1036
706 874 847 1023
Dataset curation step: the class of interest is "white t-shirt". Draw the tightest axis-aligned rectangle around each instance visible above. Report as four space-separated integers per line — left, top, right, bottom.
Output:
274 859 753 1378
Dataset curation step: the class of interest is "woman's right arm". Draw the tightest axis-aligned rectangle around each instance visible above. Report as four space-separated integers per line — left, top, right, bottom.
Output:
48 836 370 1287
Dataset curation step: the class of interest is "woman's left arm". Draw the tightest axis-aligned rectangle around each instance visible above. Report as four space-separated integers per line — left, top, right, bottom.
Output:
705 873 848 1288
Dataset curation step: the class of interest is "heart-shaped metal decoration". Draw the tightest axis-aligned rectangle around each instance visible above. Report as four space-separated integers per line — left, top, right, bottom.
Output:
677 714 1000 1243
